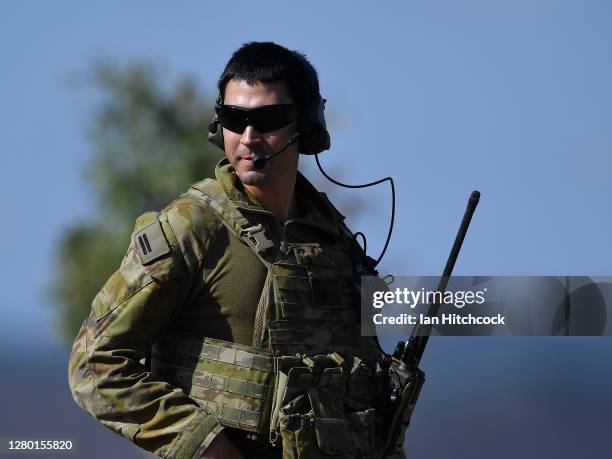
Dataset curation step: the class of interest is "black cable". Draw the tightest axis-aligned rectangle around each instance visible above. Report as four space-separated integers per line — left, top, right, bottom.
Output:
315 153 395 267
353 231 367 255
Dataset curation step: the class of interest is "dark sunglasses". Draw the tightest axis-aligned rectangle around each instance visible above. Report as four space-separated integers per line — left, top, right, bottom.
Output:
217 104 297 134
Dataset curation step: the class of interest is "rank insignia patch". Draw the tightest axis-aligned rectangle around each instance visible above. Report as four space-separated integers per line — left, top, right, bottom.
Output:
134 220 171 264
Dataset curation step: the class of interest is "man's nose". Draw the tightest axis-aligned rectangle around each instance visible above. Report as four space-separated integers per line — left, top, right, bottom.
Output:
240 125 262 147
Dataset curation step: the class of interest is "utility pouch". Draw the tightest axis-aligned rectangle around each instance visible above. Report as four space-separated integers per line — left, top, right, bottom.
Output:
278 389 377 458
271 354 378 458
270 355 307 446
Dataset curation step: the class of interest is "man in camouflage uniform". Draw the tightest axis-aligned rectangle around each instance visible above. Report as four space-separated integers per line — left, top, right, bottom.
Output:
69 42 393 459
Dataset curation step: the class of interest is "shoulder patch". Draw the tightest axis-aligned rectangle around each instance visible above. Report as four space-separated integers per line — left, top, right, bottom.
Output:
134 219 171 265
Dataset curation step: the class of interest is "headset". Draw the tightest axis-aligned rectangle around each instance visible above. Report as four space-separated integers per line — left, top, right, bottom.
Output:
207 91 395 268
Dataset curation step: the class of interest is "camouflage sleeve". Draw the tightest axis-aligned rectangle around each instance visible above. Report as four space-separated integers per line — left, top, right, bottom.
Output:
68 203 224 459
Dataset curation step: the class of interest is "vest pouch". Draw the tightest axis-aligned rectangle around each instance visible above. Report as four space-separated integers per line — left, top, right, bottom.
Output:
347 360 383 407
344 397 377 456
344 361 385 456
278 393 319 458
279 392 353 459
272 354 381 457
314 417 353 456
270 356 313 445
278 390 378 458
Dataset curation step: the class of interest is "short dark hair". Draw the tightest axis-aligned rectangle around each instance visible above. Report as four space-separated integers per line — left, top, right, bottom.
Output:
218 42 320 118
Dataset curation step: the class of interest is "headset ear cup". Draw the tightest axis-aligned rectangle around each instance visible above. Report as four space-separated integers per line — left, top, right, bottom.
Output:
208 114 225 151
299 124 330 155
299 96 330 155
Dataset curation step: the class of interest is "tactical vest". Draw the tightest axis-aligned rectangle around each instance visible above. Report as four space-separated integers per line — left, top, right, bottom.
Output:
150 179 386 457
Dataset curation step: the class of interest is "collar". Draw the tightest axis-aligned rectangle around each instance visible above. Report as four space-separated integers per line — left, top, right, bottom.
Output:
214 158 342 236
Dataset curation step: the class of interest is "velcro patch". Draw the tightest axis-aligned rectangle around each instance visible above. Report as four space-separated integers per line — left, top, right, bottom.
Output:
134 220 171 265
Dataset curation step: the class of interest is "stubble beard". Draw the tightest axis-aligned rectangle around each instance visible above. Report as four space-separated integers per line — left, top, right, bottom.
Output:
237 169 271 186
234 160 273 187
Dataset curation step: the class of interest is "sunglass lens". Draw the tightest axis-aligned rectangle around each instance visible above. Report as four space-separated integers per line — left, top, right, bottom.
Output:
218 106 247 134
218 105 295 134
251 105 295 133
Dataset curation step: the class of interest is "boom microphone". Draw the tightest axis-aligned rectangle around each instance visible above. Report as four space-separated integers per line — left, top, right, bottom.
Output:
253 133 300 169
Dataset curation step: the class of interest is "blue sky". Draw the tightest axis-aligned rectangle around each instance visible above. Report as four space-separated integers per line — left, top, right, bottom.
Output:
3 0 611 346
1 2 611 455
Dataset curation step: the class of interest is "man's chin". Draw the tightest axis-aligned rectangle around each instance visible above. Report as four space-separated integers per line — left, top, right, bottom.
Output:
236 169 270 187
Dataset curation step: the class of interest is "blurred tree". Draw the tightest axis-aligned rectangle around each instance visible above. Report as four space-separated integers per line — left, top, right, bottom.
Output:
53 62 222 341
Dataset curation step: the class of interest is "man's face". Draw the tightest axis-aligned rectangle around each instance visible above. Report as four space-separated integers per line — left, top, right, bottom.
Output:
222 79 299 187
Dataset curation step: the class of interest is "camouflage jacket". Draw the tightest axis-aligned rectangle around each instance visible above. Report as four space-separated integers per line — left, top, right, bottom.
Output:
68 158 373 458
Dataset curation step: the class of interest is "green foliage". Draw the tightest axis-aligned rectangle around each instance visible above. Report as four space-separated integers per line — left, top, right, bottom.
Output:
53 62 222 341
89 62 221 218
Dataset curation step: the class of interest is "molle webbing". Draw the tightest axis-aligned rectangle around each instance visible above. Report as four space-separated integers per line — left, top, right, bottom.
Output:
198 399 261 431
154 335 272 371
267 245 382 363
151 335 273 433
152 361 268 399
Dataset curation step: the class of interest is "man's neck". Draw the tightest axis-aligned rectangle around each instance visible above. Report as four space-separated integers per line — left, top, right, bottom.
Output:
244 175 297 223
